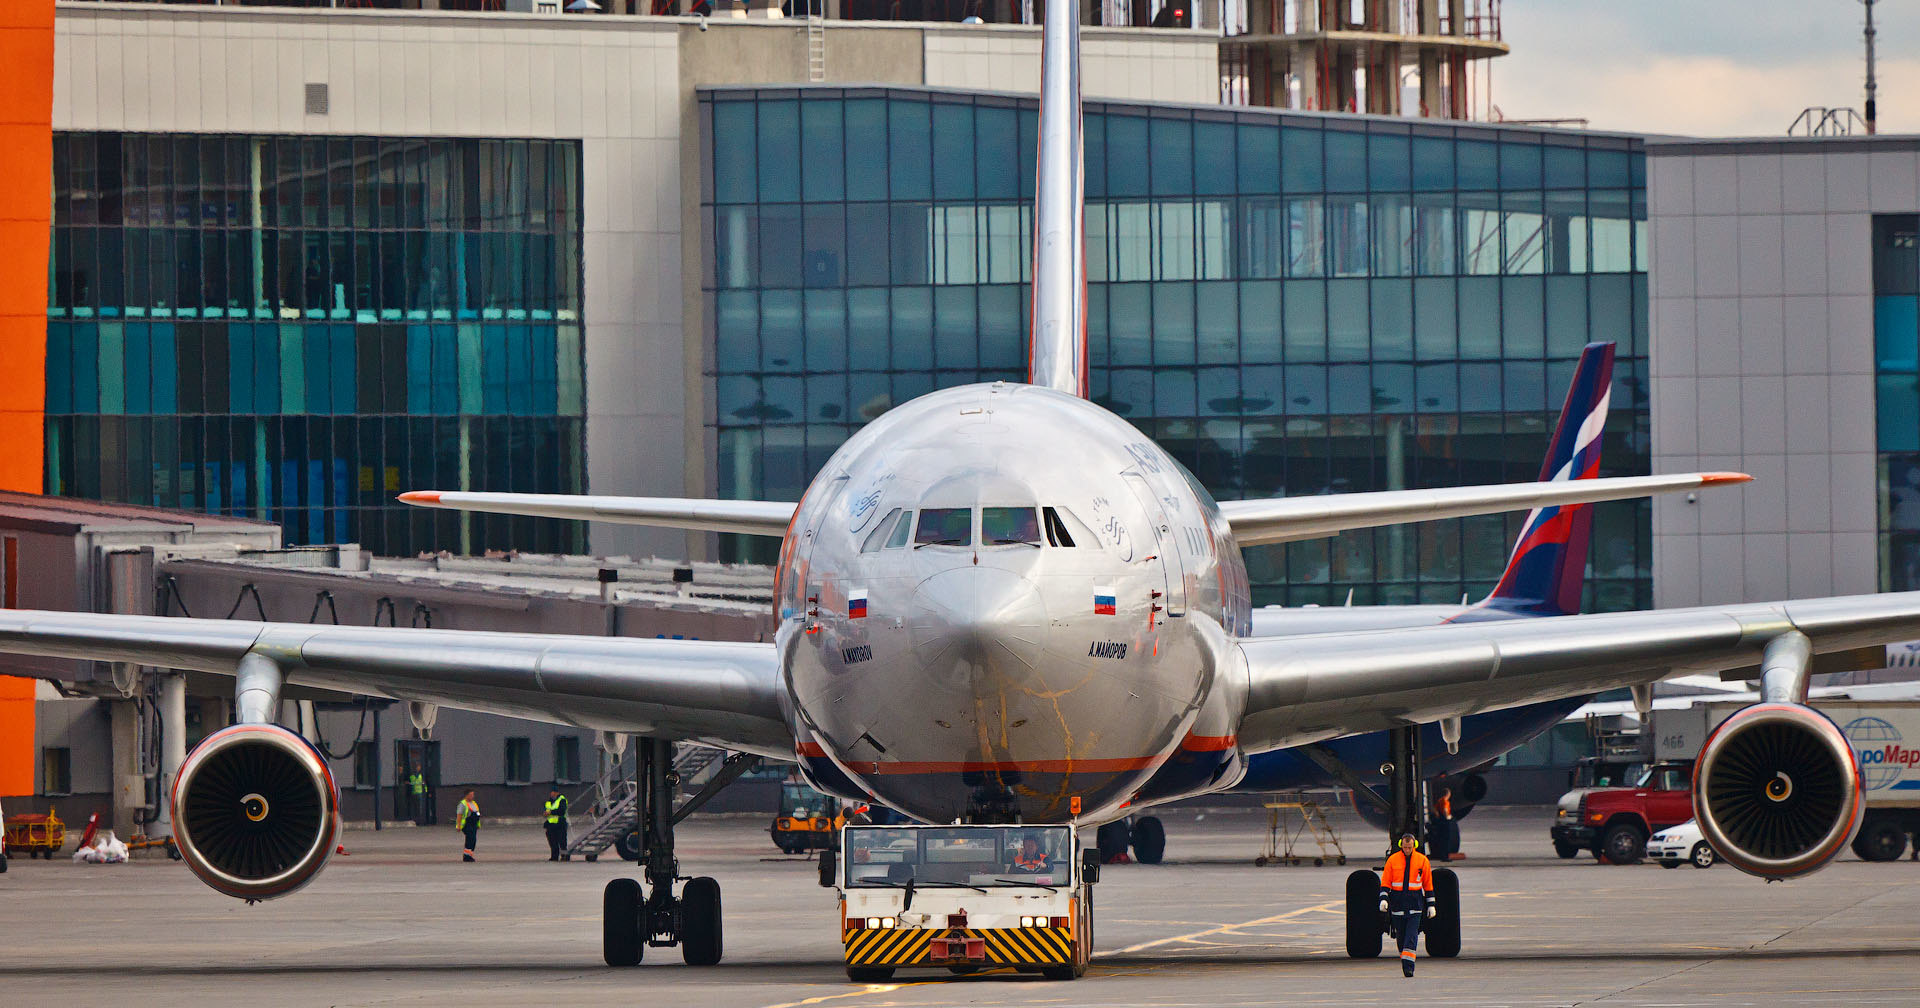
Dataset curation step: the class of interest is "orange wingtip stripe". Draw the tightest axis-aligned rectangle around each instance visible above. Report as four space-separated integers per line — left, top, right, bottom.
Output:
398 491 442 505
1698 472 1753 485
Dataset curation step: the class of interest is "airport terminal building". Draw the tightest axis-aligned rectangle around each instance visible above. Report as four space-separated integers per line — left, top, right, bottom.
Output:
5 1 1920 819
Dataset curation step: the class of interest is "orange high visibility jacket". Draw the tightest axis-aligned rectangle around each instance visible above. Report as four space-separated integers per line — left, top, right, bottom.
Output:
1380 849 1433 893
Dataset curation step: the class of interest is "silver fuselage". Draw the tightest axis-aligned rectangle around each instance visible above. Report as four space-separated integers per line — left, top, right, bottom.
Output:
777 382 1251 824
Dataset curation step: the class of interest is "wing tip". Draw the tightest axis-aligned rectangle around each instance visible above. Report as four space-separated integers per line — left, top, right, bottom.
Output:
1699 472 1754 486
398 491 442 506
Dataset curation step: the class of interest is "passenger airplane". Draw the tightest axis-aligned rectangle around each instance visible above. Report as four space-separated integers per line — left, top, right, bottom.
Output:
0 0 1902 977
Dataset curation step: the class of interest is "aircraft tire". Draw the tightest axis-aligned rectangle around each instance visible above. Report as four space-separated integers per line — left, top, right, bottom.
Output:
1096 820 1131 863
614 829 643 862
603 877 643 966
1426 868 1461 958
1132 817 1166 864
680 876 724 966
1344 869 1382 959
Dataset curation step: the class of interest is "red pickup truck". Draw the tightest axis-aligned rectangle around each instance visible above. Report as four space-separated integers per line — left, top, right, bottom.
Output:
1550 761 1695 864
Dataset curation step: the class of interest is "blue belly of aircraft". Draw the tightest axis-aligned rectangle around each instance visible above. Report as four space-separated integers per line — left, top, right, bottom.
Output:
1234 697 1587 791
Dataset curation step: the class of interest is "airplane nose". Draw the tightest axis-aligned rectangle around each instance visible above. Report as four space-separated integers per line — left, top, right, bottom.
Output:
908 567 1048 679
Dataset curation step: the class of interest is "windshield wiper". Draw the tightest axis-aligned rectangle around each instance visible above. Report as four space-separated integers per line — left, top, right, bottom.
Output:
992 877 1061 891
914 538 968 549
865 876 917 911
989 538 1042 547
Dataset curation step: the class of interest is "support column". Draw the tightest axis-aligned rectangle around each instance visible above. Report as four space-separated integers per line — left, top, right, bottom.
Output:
155 673 186 839
109 697 143 834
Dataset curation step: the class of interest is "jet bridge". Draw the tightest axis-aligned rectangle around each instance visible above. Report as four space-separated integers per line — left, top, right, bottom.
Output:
0 491 775 833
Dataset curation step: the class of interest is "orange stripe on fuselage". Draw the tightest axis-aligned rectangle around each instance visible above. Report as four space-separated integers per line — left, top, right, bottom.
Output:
840 755 1168 775
1180 733 1236 752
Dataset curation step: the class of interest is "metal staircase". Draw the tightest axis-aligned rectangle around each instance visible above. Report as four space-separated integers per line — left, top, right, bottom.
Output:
673 744 723 791
566 743 743 861
567 779 639 861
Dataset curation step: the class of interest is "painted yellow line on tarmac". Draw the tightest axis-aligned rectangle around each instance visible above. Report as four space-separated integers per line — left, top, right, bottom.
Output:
759 983 903 1008
1097 899 1345 956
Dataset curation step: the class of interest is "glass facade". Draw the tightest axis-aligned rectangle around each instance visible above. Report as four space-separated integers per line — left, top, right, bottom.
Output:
702 87 1652 608
46 133 586 556
1876 213 1920 590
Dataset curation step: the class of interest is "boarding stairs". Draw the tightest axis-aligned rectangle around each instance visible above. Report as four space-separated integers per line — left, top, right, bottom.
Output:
567 779 640 861
565 743 741 860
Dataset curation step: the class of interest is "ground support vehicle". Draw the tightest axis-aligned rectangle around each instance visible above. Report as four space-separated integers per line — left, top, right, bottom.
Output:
3 806 65 859
1656 701 1920 863
832 823 1095 982
1649 819 1717 868
772 780 846 854
1550 762 1693 863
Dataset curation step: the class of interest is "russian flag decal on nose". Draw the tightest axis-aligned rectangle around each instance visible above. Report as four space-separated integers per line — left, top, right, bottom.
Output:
849 589 868 619
1093 586 1116 615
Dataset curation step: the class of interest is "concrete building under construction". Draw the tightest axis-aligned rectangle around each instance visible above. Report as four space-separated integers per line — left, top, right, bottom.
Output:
1226 0 1506 118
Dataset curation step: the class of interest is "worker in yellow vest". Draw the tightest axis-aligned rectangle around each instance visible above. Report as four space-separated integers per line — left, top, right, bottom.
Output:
454 790 480 862
544 788 569 862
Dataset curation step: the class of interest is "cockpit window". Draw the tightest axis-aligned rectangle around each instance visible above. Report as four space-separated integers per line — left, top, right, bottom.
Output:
884 510 914 549
1043 506 1097 549
1042 507 1074 547
914 508 972 547
861 508 905 552
982 507 1040 545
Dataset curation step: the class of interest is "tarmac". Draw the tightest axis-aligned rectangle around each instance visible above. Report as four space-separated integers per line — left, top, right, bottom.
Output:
4 805 1919 1007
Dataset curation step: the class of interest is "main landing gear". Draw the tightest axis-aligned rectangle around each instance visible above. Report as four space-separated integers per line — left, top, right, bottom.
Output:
603 739 757 967
1342 724 1461 961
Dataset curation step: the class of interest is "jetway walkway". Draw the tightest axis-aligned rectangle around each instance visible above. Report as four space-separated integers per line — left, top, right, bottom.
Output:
0 491 778 837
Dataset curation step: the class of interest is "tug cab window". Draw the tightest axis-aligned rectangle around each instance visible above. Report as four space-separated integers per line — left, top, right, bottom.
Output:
914 507 973 546
982 507 1040 545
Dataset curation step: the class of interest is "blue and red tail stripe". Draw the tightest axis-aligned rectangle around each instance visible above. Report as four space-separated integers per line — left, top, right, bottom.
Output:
1475 341 1615 619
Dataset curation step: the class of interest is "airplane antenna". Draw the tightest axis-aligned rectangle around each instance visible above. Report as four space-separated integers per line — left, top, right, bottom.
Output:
1027 0 1088 397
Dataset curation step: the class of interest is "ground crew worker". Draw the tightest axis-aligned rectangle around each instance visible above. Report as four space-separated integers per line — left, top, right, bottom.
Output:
544 788 569 862
1011 835 1051 873
455 790 481 862
409 768 429 825
1429 786 1456 860
1378 832 1436 977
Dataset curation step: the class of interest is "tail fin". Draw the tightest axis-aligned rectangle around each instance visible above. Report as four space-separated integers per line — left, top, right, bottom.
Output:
1026 0 1087 397
1479 342 1616 617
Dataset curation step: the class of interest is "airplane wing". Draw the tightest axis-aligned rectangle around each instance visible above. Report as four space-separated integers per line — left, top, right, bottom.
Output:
398 491 796 537
1219 472 1749 547
0 609 793 757
1234 592 1920 752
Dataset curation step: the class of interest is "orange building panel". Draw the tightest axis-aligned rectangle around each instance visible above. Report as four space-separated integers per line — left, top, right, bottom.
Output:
0 0 53 798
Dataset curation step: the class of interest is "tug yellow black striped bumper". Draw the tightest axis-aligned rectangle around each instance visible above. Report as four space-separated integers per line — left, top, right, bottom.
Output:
843 926 1074 967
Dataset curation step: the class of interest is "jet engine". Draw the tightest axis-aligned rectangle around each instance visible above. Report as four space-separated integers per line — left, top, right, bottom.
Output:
1692 702 1864 880
172 723 341 900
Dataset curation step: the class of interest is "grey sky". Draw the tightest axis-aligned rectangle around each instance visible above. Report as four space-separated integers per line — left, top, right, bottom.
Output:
1494 1 1919 136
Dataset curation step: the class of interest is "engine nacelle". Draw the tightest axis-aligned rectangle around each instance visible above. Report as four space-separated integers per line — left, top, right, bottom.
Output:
172 723 341 900
1693 702 1864 880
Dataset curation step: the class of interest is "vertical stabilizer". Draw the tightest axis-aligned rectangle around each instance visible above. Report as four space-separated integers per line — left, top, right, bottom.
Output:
1477 342 1616 617
1027 0 1088 397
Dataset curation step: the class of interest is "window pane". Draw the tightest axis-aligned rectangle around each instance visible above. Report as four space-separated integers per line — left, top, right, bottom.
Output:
916 507 972 545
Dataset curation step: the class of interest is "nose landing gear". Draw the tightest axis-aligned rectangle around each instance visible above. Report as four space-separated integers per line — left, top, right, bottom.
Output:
602 739 753 967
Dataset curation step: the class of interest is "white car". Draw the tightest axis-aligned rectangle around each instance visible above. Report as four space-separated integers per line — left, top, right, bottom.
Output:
1648 819 1718 869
